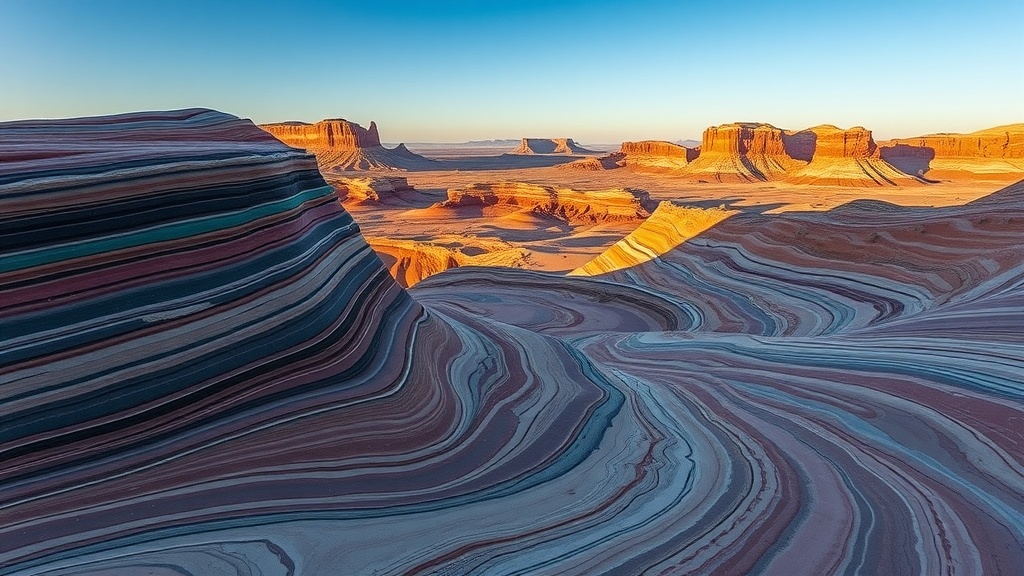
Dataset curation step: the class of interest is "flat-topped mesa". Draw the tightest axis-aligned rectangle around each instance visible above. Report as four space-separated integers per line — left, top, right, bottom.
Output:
881 124 1024 159
512 138 596 155
261 119 382 150
878 124 1024 180
786 125 919 187
807 125 877 158
620 140 698 160
684 123 802 181
610 141 697 173
259 118 435 172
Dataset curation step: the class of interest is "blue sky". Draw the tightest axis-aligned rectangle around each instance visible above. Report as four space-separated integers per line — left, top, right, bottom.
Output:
1 0 1021 142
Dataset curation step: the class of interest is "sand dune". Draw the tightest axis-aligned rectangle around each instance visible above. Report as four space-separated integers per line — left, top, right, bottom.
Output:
2 110 1022 575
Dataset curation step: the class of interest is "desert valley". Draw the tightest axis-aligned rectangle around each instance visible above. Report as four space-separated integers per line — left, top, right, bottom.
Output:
2 1 1023 574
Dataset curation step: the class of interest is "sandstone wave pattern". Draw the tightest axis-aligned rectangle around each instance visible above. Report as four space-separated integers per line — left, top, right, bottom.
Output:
261 118 436 172
2 109 1022 575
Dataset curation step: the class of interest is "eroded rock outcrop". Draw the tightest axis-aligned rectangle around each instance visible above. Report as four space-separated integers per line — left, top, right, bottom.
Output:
436 181 652 224
367 235 530 288
878 124 1024 179
786 125 920 186
512 138 596 155
260 118 436 172
683 123 804 182
332 176 418 204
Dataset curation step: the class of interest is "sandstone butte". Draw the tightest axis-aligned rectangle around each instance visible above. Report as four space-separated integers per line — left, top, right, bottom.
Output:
259 118 435 172
594 122 1024 185
512 138 597 155
434 181 653 225
878 124 1024 180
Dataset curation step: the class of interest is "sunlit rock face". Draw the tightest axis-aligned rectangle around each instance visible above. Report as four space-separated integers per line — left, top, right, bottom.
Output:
260 118 436 172
2 109 1023 575
879 124 1024 179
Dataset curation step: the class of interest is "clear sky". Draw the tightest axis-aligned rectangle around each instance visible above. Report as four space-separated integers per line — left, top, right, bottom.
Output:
1 0 1021 142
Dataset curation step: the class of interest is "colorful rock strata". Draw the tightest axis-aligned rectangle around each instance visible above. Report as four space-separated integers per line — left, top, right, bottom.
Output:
2 110 1022 575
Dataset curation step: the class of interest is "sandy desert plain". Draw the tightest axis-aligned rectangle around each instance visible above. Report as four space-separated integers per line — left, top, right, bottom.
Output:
1 109 1023 575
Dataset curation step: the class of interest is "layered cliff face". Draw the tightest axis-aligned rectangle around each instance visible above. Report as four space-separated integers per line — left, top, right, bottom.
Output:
262 118 382 149
878 124 1024 179
614 140 698 172
3 109 1024 575
260 118 435 172
512 138 596 155
684 123 804 181
436 181 652 224
786 125 920 186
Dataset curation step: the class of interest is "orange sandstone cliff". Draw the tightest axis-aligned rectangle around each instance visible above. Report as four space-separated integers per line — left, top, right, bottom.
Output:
878 124 1024 180
260 119 435 172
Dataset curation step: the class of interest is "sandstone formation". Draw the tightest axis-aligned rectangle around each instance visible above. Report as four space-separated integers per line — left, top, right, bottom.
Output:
260 118 436 172
367 235 530 288
557 152 626 170
785 125 921 187
435 181 653 224
879 124 1024 180
511 137 597 155
331 175 420 204
618 140 697 172
570 202 736 276
3 109 1023 575
684 123 805 182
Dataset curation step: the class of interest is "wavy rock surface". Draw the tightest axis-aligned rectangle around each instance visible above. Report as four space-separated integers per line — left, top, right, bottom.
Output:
879 124 1024 179
2 110 1022 575
570 201 736 276
512 138 596 155
261 119 436 172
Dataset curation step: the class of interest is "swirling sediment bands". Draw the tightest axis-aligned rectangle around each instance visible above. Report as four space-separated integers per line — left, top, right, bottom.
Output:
2 111 1022 574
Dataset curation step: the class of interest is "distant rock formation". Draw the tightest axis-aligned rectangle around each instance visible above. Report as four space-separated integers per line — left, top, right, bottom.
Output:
786 125 920 187
878 124 1024 180
601 122 930 186
558 152 627 171
511 138 597 155
684 123 804 182
435 182 652 225
260 119 436 172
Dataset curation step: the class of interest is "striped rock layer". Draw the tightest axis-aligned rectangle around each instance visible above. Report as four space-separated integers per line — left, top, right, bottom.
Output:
2 110 1023 575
